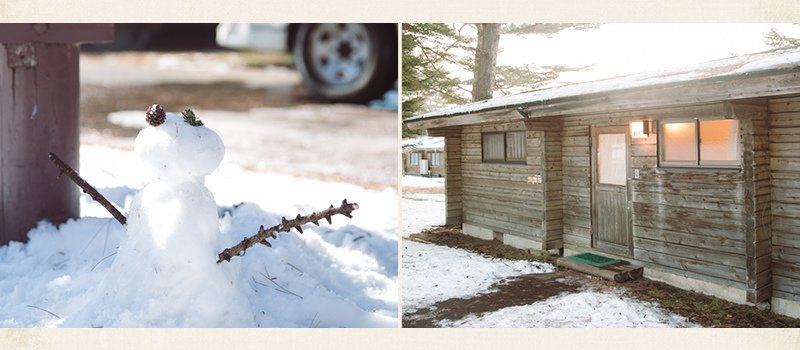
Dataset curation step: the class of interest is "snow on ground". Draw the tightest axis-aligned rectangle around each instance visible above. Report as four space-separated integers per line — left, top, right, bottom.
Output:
401 240 553 313
437 290 698 328
403 239 697 328
0 145 398 328
401 175 445 237
369 82 398 111
400 194 444 237
402 175 445 188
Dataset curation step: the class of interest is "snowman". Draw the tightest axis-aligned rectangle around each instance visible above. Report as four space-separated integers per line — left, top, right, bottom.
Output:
66 104 250 327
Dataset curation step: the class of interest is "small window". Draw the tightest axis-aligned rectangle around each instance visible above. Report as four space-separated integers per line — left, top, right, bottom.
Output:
659 118 740 167
482 131 526 164
410 152 420 165
429 152 443 166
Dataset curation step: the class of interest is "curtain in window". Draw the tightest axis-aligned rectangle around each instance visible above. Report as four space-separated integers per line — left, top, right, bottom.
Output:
506 131 526 161
483 133 505 161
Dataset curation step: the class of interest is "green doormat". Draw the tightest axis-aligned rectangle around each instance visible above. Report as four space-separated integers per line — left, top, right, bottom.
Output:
568 253 620 267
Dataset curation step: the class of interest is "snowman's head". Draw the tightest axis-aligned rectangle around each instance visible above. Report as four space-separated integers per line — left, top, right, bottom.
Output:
134 104 225 182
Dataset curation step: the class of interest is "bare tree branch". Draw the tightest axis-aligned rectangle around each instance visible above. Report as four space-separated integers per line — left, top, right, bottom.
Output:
48 152 127 226
217 199 359 263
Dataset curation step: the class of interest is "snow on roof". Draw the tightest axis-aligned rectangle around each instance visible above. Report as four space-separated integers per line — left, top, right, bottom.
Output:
402 136 445 149
410 47 800 121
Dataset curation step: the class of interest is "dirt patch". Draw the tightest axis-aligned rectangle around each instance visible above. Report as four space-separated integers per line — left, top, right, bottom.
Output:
407 225 800 328
80 82 311 138
621 279 800 328
409 226 553 263
403 271 578 328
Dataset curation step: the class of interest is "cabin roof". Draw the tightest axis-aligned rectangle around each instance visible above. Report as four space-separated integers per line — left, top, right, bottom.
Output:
402 136 444 149
406 47 800 127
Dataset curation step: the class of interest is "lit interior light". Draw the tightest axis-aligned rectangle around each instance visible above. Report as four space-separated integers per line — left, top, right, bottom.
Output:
631 120 650 139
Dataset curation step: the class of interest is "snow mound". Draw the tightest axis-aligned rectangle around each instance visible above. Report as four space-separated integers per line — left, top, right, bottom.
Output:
0 144 398 328
402 240 554 312
438 290 699 328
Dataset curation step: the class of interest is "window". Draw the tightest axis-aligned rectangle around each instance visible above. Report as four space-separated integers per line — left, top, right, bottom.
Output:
409 152 420 165
659 118 740 167
482 131 526 164
429 152 443 166
597 133 627 185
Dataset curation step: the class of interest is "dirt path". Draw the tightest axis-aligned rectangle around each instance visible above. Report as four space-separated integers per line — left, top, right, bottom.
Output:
403 271 579 327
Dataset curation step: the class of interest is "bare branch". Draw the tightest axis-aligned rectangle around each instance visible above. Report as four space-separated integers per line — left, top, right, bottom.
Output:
217 199 359 263
48 152 127 226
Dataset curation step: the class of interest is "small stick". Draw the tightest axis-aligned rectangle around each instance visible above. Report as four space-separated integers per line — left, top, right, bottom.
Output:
48 152 127 226
90 252 117 271
259 270 303 299
217 199 359 263
27 305 61 319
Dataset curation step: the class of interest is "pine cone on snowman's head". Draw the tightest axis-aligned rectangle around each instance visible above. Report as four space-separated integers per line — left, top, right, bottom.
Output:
146 104 166 127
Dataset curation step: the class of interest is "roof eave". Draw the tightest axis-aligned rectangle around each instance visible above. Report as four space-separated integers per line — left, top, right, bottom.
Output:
406 67 800 130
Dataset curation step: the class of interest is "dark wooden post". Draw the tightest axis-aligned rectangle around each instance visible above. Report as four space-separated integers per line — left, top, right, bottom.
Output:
0 24 113 244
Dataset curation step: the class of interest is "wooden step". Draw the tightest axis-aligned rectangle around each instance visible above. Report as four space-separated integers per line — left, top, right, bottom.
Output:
557 255 643 282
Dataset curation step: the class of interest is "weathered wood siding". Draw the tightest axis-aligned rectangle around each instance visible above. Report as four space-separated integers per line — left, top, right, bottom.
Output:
561 103 768 300
429 127 463 225
528 118 564 250
740 103 772 303
769 95 800 303
458 121 546 246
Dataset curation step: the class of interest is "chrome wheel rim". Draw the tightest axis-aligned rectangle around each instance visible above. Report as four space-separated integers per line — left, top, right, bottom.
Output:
308 23 371 86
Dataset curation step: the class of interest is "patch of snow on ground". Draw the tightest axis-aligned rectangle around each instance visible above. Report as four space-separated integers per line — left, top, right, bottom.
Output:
402 240 553 313
0 145 397 328
402 175 445 188
369 82 398 111
438 290 698 328
400 194 444 237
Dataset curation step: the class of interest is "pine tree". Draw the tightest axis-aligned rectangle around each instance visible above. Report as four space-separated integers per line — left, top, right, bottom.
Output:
765 25 800 49
402 23 598 137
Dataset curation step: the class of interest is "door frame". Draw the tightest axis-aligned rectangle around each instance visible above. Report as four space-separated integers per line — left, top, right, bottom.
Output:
590 125 633 257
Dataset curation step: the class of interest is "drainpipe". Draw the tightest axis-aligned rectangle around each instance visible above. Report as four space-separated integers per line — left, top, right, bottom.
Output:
0 24 113 244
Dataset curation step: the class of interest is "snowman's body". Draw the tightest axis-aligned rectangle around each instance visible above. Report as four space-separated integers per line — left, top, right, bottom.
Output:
67 111 249 327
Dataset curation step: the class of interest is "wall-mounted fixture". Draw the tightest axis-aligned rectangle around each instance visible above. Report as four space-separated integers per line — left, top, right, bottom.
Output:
527 174 542 184
515 107 529 118
630 120 651 139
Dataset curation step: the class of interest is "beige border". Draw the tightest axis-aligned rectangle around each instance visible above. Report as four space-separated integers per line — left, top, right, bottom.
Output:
0 0 799 22
1 328 800 349
3 0 800 349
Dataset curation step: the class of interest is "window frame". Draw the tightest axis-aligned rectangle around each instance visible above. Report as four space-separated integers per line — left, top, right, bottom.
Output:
658 117 741 169
429 152 443 166
481 131 527 164
409 152 420 166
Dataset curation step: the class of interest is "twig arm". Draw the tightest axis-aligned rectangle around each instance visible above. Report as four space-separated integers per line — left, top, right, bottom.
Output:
217 199 359 263
48 152 127 226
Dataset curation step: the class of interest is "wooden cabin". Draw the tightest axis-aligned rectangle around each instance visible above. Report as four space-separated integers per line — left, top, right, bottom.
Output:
405 48 800 318
402 136 446 177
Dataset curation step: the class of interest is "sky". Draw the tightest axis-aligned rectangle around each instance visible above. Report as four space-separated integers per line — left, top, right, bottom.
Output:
448 23 800 94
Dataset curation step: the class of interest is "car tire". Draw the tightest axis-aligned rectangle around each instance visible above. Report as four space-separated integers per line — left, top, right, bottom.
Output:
292 23 397 103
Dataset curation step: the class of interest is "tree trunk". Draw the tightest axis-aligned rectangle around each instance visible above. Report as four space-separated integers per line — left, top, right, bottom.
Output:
471 23 501 102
